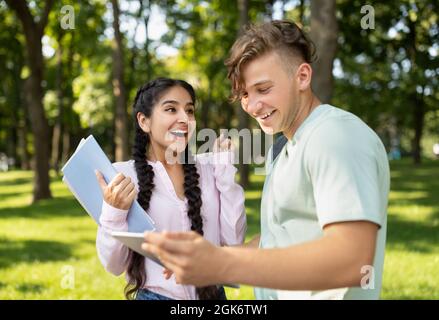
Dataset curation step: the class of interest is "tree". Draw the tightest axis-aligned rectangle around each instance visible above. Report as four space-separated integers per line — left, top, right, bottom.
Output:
111 0 129 161
336 0 439 163
237 0 250 188
5 0 55 202
310 0 338 103
50 29 65 173
0 4 31 170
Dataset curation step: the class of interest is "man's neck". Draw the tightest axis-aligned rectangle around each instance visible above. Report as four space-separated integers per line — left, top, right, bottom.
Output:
283 93 321 140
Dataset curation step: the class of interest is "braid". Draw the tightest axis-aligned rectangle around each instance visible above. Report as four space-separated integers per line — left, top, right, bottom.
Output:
183 164 203 234
183 150 221 300
133 128 155 211
124 86 156 300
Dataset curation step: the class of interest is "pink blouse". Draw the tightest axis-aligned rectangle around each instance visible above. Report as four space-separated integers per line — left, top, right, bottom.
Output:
96 151 246 299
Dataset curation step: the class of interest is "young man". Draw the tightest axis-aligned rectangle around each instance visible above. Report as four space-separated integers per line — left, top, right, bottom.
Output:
142 20 390 300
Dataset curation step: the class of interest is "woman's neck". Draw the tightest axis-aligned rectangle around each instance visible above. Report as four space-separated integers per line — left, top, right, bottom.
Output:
147 142 181 167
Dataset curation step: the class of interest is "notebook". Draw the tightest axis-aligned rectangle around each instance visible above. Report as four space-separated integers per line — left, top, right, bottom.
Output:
61 135 156 233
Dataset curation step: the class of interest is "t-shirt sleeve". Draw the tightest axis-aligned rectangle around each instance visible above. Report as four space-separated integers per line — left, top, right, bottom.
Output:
305 118 387 229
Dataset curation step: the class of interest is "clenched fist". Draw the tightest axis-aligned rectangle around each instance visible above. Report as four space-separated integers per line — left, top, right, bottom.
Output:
213 133 234 153
95 171 137 210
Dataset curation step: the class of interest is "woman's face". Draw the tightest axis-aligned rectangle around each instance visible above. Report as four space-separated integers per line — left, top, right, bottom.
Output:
138 85 196 158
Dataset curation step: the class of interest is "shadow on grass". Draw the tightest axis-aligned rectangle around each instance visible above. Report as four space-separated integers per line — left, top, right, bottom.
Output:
0 171 85 220
386 215 439 253
0 177 32 186
390 160 439 206
0 197 84 220
0 238 74 269
386 159 439 252
15 283 45 294
0 191 32 202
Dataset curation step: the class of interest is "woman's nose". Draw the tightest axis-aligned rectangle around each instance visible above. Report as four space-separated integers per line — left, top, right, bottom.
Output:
177 109 189 123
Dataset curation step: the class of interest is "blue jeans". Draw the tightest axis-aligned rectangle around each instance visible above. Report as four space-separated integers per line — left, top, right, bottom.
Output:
136 287 227 300
136 289 174 300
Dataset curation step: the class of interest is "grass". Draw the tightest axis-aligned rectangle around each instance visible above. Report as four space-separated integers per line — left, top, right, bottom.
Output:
0 159 438 299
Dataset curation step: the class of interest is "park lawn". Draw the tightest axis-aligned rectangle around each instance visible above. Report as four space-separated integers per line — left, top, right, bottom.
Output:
0 159 438 299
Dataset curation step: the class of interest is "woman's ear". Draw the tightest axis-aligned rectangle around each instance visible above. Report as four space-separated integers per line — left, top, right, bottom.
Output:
296 63 312 91
137 112 151 133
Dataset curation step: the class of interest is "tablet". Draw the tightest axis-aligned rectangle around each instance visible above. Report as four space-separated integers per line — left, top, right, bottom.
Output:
111 231 240 289
111 231 164 267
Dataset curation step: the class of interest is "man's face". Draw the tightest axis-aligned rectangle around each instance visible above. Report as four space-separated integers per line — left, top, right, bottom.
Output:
240 51 300 135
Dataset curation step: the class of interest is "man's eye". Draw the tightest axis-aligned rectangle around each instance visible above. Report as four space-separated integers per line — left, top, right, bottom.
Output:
258 87 270 94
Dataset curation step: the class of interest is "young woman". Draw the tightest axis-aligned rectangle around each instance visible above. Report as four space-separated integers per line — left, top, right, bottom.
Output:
95 78 246 300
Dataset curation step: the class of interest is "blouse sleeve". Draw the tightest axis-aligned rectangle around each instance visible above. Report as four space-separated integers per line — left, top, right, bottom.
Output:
197 151 247 246
95 161 134 276
96 201 130 276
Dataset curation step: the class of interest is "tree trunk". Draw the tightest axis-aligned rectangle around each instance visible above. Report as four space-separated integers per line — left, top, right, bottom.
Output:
17 117 31 170
202 85 212 130
128 0 144 94
309 0 338 103
61 31 76 166
407 18 424 164
237 0 250 188
299 0 305 23
6 105 18 169
7 49 24 168
6 0 54 202
412 93 424 164
51 31 65 173
111 0 129 161
141 0 153 81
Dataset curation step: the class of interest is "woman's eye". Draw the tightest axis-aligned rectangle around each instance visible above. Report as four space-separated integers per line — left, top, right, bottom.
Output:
186 109 195 114
165 107 176 112
258 87 270 94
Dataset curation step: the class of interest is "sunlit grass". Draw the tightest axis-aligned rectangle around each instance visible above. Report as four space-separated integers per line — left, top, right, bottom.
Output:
0 159 438 299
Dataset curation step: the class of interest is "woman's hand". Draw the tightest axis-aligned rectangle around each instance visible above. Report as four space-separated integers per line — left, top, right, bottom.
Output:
95 171 137 210
163 268 173 280
213 133 234 153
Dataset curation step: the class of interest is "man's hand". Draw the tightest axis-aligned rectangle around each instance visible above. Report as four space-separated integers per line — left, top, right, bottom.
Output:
142 231 227 287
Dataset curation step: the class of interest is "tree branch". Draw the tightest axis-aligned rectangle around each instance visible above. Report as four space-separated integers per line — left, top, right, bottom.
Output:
39 0 55 32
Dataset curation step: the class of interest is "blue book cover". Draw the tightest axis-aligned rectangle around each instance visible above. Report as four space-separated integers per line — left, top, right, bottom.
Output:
61 135 156 233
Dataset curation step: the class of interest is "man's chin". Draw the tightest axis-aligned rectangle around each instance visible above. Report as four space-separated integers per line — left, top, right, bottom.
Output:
259 125 278 135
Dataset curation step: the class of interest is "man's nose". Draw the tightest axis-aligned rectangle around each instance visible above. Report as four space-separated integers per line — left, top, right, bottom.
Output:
246 97 263 117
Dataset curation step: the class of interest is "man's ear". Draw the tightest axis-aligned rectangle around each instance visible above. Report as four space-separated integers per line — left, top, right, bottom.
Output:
137 112 151 133
296 63 312 91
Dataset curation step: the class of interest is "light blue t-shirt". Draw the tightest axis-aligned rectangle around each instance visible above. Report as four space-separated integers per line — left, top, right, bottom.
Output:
254 104 390 300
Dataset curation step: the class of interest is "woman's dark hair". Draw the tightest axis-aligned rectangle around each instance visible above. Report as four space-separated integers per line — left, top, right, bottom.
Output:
125 77 221 300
